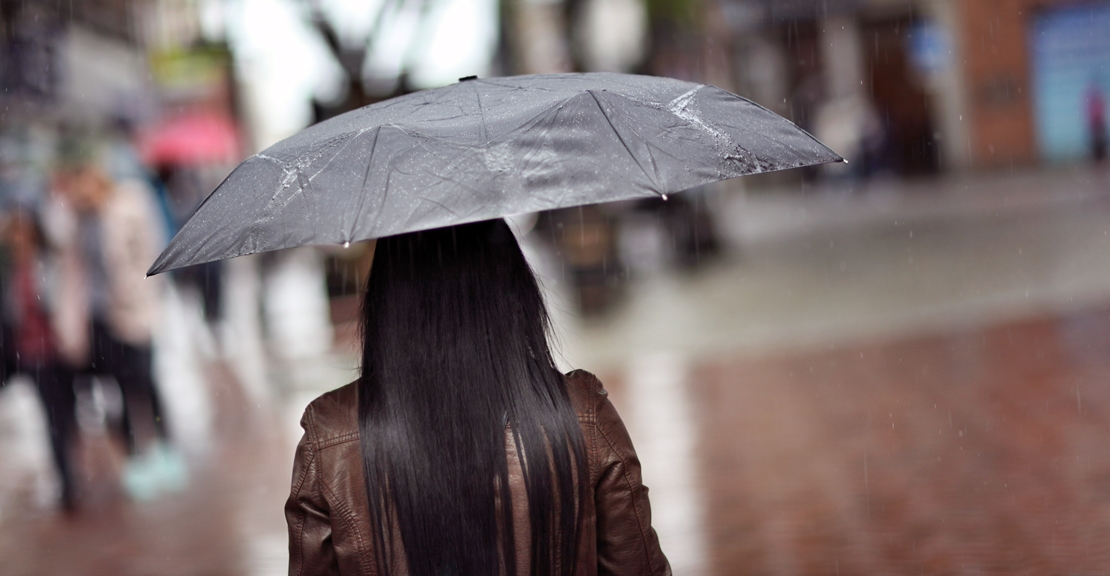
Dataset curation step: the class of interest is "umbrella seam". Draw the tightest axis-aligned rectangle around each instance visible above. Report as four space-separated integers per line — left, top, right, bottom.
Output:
418 164 484 198
708 85 843 161
586 90 660 194
414 195 463 219
353 126 385 242
306 129 372 183
472 81 488 147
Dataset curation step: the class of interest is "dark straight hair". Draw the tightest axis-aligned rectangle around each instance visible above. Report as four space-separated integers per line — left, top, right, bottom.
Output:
358 219 587 576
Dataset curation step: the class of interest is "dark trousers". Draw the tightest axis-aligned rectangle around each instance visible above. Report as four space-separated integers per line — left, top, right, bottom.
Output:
88 320 168 454
175 260 222 323
2 325 78 507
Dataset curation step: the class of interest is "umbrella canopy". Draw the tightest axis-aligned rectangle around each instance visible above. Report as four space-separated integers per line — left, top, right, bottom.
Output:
148 73 841 275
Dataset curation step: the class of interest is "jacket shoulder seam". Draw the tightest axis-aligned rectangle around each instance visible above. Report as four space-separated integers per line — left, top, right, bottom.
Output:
304 404 320 446
290 437 315 496
316 432 360 449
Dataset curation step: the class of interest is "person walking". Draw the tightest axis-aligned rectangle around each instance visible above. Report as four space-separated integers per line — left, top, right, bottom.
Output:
1 207 79 511
51 151 181 499
1087 81 1108 163
285 219 671 575
145 73 839 576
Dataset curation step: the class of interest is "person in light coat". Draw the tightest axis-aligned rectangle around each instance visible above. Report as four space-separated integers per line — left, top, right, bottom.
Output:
49 156 173 496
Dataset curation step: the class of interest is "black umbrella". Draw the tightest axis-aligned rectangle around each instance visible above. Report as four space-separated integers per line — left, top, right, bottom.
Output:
148 73 841 275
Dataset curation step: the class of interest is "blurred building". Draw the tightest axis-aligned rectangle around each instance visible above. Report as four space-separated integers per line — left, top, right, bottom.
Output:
0 0 240 196
0 0 150 212
0 0 237 133
0 0 155 123
719 0 1110 174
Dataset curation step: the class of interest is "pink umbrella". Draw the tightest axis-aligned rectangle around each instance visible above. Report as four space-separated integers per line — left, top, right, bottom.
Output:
139 112 241 167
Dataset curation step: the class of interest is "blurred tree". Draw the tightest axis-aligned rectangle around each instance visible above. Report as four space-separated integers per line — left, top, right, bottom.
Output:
304 0 404 119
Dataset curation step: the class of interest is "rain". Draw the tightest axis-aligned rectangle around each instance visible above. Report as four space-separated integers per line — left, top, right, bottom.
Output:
1 0 1110 574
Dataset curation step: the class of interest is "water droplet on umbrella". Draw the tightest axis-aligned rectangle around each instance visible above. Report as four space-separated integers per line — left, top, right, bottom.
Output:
343 241 350 248
662 194 668 201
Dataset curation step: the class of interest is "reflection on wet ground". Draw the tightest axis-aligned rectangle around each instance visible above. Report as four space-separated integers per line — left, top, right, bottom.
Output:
0 360 290 576
689 306 1110 574
593 305 1110 575
1 167 1110 574
9 306 1108 575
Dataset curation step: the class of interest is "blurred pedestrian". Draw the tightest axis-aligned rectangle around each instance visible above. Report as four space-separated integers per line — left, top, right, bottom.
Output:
286 219 670 575
537 206 626 315
1087 81 1107 163
51 147 183 500
0 207 79 511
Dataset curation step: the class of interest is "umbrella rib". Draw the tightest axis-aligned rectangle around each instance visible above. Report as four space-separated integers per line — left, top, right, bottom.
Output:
350 126 384 243
418 163 482 195
472 81 488 146
306 129 370 183
415 195 462 218
586 90 660 194
478 77 558 93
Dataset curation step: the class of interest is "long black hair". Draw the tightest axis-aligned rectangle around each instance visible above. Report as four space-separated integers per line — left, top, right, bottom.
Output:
358 219 587 576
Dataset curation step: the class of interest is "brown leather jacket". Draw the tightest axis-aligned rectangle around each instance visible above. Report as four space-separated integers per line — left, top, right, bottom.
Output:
286 370 672 576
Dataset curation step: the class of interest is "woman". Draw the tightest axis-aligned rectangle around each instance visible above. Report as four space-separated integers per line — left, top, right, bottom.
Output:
286 219 671 575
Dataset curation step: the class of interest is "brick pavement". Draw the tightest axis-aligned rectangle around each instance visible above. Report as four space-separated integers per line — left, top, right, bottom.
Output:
2 303 1110 574
0 361 291 576
666 305 1110 574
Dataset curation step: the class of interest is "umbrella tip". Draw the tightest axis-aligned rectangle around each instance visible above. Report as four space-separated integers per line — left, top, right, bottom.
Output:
343 241 351 249
661 193 668 201
459 75 478 82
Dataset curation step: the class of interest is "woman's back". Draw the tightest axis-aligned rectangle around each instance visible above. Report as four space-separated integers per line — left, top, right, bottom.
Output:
286 369 671 576
285 220 670 575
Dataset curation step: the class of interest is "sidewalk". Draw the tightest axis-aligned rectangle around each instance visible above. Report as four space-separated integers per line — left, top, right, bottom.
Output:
728 164 1110 244
553 164 1110 371
0 358 291 576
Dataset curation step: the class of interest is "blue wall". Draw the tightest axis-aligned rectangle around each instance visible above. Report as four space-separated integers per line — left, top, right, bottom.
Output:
1030 2 1110 162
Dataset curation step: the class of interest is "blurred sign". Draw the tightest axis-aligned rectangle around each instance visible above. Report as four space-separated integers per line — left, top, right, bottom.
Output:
138 111 240 167
1030 3 1110 162
149 47 230 101
908 21 951 75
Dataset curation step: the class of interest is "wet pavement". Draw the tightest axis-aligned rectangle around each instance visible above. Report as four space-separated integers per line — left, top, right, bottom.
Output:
673 306 1110 574
0 360 291 576
2 166 1110 575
